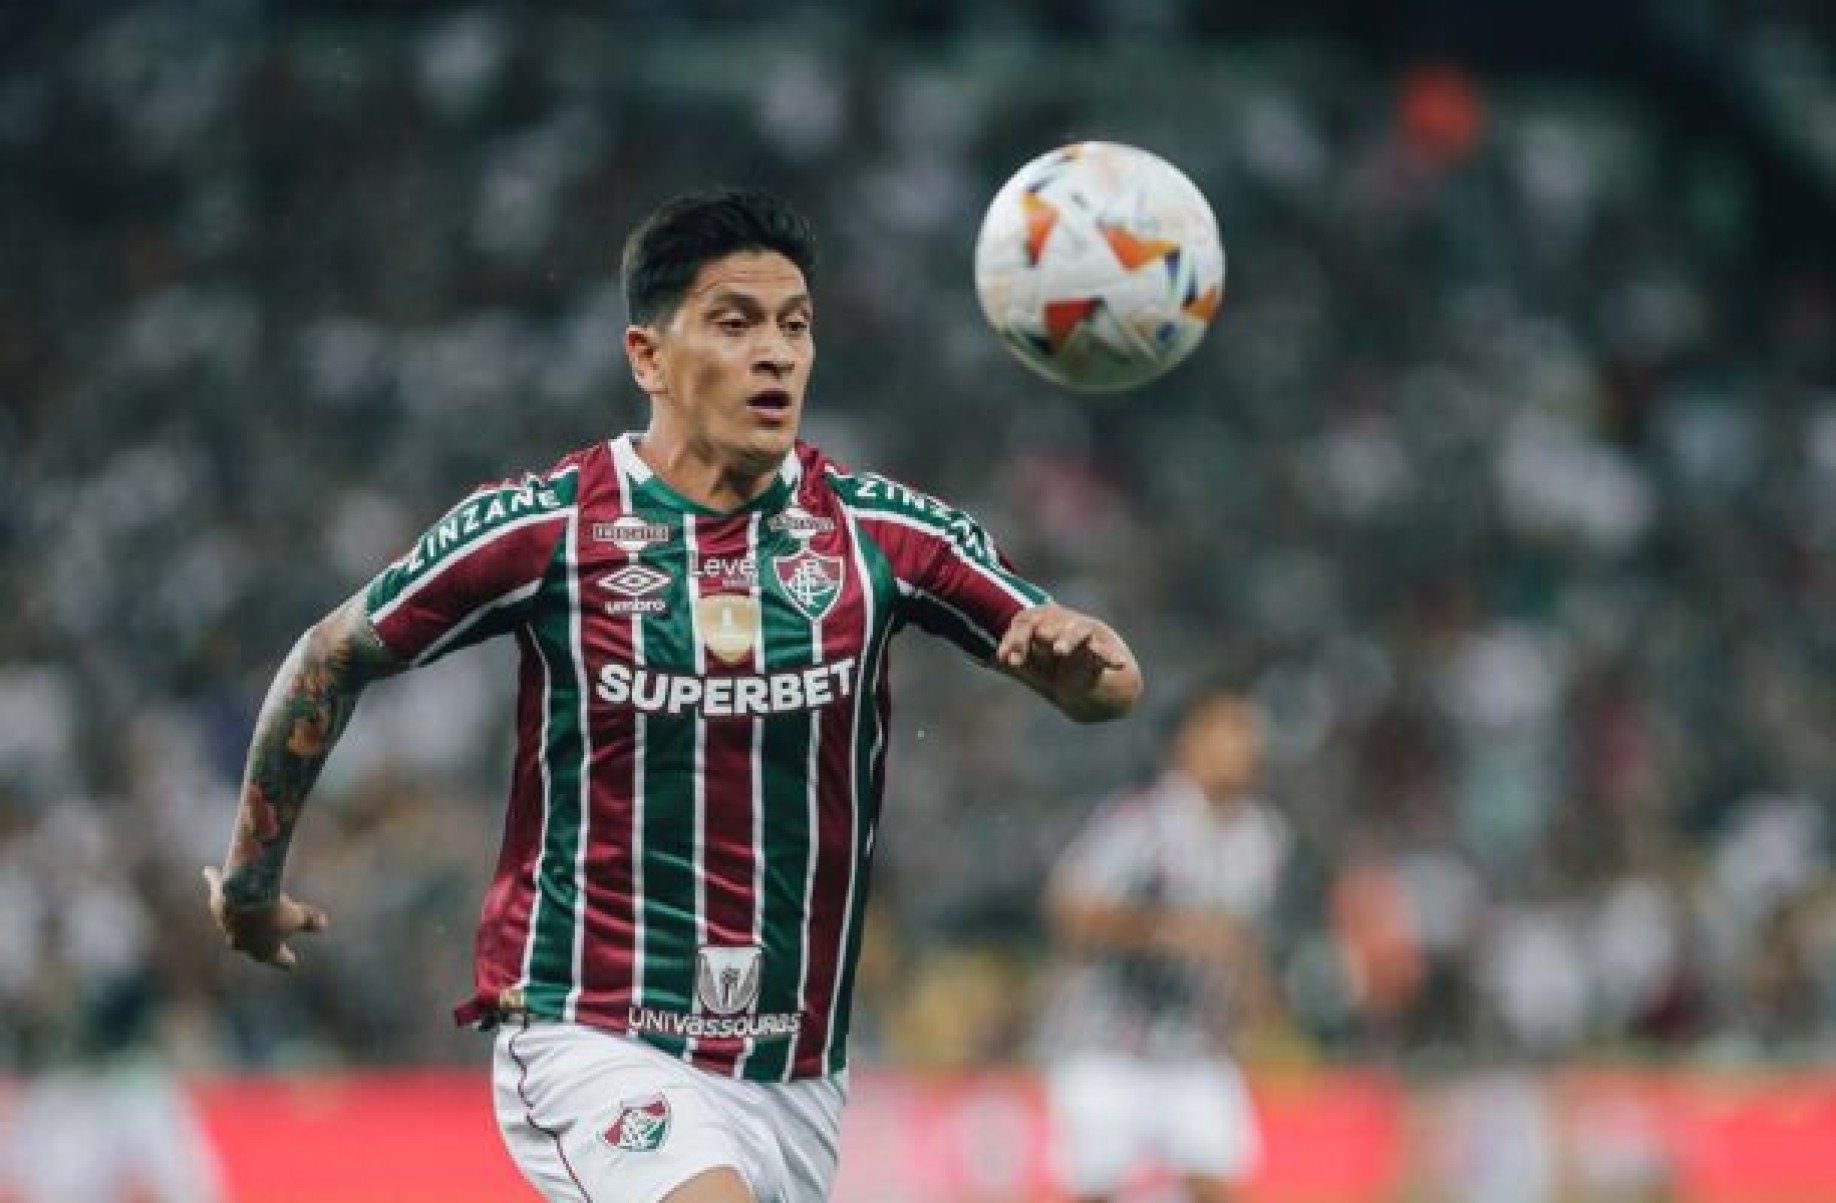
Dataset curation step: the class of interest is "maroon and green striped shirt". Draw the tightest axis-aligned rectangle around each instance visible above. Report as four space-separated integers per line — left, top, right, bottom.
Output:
363 434 1048 1081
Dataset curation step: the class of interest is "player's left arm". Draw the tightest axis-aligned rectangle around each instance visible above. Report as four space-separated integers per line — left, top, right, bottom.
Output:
835 472 1144 722
996 602 1143 722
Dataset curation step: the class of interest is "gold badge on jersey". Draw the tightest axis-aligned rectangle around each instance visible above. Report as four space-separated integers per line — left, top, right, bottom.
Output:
696 594 761 665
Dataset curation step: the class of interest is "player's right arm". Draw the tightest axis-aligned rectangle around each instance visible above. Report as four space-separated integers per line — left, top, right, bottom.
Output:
204 464 576 969
204 592 403 969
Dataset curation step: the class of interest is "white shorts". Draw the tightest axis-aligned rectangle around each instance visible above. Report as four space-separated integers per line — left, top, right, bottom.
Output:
1046 1052 1260 1193
493 1020 847 1203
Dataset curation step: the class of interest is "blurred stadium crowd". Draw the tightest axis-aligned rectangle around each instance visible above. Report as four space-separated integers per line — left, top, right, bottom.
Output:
2 4 1834 1075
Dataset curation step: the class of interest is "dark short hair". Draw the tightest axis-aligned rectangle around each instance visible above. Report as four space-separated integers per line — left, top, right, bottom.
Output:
620 189 818 325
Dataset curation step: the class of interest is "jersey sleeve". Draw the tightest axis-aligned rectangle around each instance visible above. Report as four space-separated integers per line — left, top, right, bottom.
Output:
834 471 1048 662
363 472 574 667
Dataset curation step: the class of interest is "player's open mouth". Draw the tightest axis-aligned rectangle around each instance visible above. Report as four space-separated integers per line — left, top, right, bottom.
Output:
747 390 794 420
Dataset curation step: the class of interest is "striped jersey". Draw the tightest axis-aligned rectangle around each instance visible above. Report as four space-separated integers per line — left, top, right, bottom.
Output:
363 434 1048 1081
1037 771 1287 1061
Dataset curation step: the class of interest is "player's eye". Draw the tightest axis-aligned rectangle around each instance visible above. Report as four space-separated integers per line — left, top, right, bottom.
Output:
782 317 811 337
716 317 750 335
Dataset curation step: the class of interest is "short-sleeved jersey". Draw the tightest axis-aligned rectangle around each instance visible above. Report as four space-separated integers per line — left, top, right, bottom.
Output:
1037 771 1287 1061
363 435 1047 1081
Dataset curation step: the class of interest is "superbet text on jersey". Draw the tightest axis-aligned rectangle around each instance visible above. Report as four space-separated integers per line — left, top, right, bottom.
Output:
363 435 1047 1082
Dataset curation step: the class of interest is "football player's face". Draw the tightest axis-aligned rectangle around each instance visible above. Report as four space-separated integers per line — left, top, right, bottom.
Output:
628 251 814 477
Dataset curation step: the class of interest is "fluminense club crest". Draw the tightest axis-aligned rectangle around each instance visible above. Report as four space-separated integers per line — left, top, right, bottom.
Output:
774 550 844 622
603 1093 672 1153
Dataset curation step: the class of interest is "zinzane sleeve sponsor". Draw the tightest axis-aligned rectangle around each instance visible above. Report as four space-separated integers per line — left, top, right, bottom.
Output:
363 473 572 666
843 473 1050 662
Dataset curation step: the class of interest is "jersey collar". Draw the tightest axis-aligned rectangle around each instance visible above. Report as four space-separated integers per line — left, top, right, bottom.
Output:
611 433 802 516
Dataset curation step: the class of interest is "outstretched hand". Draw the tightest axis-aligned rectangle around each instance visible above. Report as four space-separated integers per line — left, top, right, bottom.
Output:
999 602 1130 674
202 866 329 971
997 603 1142 721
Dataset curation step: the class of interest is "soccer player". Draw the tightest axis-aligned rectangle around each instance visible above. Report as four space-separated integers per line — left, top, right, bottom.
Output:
1037 684 1284 1203
202 189 1142 1203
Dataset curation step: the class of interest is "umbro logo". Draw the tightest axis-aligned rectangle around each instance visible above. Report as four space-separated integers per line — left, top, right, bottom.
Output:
601 565 671 598
600 565 672 615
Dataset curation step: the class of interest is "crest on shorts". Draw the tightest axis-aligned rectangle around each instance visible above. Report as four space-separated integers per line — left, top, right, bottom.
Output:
773 550 844 623
696 944 763 1016
603 1093 672 1153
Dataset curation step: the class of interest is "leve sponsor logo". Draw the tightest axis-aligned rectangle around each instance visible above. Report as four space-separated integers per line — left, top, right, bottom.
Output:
694 553 757 589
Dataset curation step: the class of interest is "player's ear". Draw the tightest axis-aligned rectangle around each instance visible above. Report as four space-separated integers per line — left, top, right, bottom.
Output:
625 324 667 395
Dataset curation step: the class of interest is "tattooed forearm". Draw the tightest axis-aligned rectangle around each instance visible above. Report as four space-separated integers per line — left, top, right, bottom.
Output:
219 594 401 909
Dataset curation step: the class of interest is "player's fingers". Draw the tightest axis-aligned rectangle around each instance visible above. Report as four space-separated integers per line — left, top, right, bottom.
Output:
1019 610 1064 650
201 867 234 932
998 608 1044 666
1082 627 1130 670
294 902 329 934
269 944 298 972
996 623 1022 665
1051 621 1096 656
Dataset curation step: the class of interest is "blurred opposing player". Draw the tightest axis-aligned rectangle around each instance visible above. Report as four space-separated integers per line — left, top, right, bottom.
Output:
1038 684 1286 1203
201 189 1142 1203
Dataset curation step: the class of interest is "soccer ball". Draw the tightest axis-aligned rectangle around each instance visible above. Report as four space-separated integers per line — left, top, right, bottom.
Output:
973 141 1225 393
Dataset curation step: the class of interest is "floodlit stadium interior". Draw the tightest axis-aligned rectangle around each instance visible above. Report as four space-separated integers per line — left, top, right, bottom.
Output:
2 2 1834 1198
